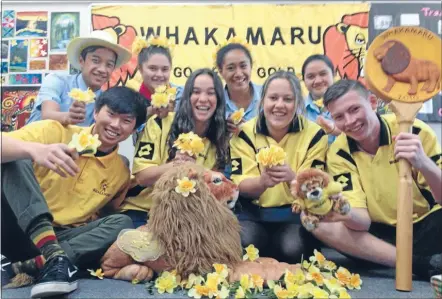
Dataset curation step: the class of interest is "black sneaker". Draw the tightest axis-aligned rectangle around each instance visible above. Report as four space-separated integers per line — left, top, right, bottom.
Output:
1 255 15 279
30 255 78 298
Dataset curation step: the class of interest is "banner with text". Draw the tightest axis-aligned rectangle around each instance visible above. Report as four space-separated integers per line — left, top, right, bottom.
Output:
91 3 370 89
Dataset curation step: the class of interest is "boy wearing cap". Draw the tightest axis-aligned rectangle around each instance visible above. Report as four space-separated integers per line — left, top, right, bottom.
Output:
27 29 132 126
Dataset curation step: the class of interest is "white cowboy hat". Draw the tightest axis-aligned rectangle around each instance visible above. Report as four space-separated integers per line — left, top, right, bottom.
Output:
67 29 132 70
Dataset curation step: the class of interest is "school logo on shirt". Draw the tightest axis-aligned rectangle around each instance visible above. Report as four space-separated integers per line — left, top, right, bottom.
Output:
93 180 112 197
136 142 155 160
333 173 353 191
231 158 242 175
431 153 442 168
311 159 326 171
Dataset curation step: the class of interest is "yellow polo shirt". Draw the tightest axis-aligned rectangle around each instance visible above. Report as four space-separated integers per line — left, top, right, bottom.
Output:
230 115 328 207
327 114 441 226
5 120 130 227
121 112 217 212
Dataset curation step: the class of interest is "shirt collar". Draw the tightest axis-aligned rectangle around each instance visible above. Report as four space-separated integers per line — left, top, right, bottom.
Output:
305 93 322 113
347 114 392 153
224 82 260 112
255 114 304 136
139 83 152 101
77 74 103 97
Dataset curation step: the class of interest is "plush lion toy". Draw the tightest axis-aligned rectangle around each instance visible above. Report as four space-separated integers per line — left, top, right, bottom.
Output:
101 163 299 283
291 168 351 231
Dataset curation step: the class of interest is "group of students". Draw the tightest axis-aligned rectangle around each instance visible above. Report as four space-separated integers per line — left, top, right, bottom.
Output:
1 29 441 298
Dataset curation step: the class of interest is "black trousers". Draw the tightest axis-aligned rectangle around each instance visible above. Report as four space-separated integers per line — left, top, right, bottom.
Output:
1 160 133 269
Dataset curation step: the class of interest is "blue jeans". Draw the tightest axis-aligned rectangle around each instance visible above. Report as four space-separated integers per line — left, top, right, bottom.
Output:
122 210 148 228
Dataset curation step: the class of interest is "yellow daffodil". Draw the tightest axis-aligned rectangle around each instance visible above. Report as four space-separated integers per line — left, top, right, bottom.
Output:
230 108 245 125
216 285 230 299
285 282 299 298
273 285 290 299
155 85 168 93
315 98 324 109
155 271 178 294
251 274 264 292
311 287 329 298
151 92 169 108
167 86 177 102
338 289 352 299
240 274 253 291
206 272 221 292
175 177 197 197
302 260 311 270
297 282 315 299
68 88 95 103
323 260 337 271
234 286 246 299
88 268 104 279
242 244 259 261
68 131 102 154
284 270 297 285
148 36 174 51
267 280 276 289
131 278 139 284
324 278 345 295
348 273 362 290
256 145 286 167
184 273 205 289
335 267 351 286
132 37 148 55
309 249 327 266
189 285 210 299
306 271 324 286
173 132 205 157
308 264 321 274
213 264 229 279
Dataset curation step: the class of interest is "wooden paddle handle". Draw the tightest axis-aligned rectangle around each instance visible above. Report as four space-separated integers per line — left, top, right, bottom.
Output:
389 101 423 292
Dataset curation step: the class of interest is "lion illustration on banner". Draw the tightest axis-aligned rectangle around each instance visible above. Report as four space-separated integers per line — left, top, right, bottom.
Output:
91 14 140 90
323 12 368 86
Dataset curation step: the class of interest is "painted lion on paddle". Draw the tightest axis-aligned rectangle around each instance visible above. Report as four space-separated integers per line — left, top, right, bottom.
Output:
101 163 299 282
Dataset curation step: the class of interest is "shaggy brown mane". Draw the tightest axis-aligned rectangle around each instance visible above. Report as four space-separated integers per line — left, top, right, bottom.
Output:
294 169 330 199
148 163 242 277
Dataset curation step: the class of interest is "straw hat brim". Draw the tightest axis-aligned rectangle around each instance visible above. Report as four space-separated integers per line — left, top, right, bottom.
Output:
67 36 132 70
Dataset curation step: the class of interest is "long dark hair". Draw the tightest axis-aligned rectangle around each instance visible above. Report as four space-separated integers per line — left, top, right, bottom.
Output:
167 68 228 169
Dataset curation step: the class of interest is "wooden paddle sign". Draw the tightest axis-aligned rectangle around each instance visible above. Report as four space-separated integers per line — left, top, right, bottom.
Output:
365 26 441 292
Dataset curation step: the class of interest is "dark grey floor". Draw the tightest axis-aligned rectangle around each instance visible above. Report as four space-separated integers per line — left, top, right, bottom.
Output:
1 249 434 298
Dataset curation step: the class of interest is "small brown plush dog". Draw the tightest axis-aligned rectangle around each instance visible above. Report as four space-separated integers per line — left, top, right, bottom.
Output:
291 169 350 231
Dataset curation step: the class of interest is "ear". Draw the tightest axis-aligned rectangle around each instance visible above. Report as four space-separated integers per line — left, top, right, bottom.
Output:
187 168 199 180
368 94 378 111
336 23 349 34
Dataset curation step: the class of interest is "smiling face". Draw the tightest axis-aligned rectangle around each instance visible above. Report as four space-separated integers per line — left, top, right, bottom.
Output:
327 90 378 142
93 105 136 152
304 60 334 100
220 49 252 93
139 53 171 91
79 48 117 91
190 74 218 130
263 78 297 134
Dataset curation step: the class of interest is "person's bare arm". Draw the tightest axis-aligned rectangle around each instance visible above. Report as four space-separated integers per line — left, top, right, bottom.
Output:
135 163 176 187
1 134 79 177
41 101 86 125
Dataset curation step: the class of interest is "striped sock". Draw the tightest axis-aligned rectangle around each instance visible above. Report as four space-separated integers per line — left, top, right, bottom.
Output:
11 255 46 276
28 217 65 261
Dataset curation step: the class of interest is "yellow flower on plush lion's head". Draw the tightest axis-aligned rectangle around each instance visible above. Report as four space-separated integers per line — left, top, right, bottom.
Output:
256 145 286 167
68 88 95 103
230 108 245 125
175 177 197 197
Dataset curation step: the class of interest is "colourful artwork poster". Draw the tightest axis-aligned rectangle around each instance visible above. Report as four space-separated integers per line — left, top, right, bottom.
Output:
1 86 38 132
9 40 28 72
50 12 80 51
16 11 48 37
9 73 42 85
1 61 8 73
49 54 68 70
2 10 15 38
29 60 46 70
30 38 48 58
1 40 9 59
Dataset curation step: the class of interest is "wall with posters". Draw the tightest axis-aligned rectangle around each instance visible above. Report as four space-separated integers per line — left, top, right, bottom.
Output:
1 2 89 131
